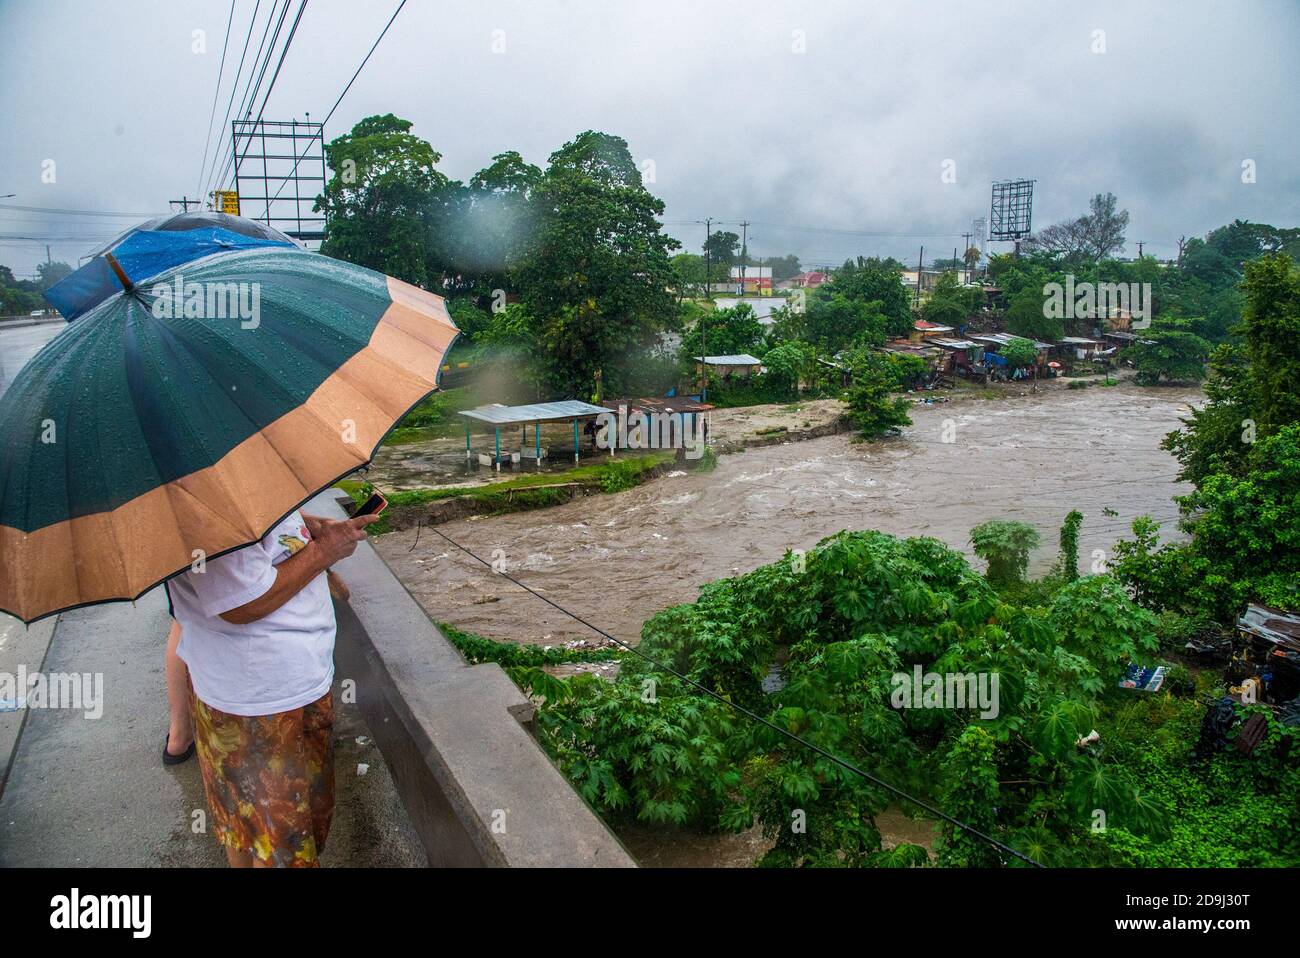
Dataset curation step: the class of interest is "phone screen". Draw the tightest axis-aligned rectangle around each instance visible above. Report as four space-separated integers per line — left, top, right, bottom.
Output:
351 491 388 517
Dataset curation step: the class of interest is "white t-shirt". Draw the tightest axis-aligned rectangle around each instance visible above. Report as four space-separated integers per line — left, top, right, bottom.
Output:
168 511 336 717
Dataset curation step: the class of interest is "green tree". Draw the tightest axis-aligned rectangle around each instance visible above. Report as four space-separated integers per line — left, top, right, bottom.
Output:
1162 255 1300 483
1177 424 1300 617
0 264 43 314
764 254 802 282
36 261 72 290
518 131 680 394
969 520 1040 587
922 271 978 328
1000 336 1039 370
670 252 707 300
1241 255 1300 433
680 303 765 360
1130 325 1209 385
760 342 810 399
828 256 913 338
1055 510 1083 582
1162 344 1253 483
1005 288 1064 342
1114 426 1300 620
803 291 887 353
317 114 454 288
455 150 542 292
845 352 911 440
703 230 739 281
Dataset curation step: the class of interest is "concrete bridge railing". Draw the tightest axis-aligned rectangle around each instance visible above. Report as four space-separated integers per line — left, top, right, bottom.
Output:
318 492 635 867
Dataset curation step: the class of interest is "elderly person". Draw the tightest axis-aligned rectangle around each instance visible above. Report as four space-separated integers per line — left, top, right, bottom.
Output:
165 509 377 867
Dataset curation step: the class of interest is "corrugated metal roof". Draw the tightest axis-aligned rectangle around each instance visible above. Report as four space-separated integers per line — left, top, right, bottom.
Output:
1237 604 1300 650
972 333 1054 349
697 354 763 365
458 400 614 425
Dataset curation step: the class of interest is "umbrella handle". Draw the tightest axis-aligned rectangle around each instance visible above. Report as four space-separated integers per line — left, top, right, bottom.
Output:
104 252 134 292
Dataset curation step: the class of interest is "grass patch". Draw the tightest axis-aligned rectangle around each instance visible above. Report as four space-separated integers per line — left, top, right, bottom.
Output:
381 387 481 445
438 620 622 666
339 450 679 531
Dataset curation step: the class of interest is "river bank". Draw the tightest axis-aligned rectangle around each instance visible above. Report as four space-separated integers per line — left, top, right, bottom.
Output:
375 380 1202 647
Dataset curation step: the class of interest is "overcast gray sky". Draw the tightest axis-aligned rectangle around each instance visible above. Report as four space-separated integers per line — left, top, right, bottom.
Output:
2 0 1297 278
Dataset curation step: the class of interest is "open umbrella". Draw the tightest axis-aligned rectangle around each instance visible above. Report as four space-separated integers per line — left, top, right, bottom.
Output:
45 212 297 322
0 246 457 623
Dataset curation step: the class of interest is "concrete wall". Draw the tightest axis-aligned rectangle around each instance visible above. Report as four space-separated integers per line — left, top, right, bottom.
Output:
319 492 635 868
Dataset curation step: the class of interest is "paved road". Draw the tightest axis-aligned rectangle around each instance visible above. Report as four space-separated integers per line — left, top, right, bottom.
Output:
0 320 65 397
0 321 424 866
0 587 425 867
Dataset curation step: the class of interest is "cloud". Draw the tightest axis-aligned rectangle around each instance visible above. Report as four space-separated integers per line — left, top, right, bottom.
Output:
1 0 1296 275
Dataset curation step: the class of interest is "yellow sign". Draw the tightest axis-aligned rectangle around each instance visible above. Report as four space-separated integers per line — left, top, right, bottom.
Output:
213 190 240 215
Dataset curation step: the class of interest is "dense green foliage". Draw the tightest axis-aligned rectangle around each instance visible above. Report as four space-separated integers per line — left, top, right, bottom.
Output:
1130 325 1210 385
1117 255 1300 621
0 262 71 315
319 118 680 399
679 303 765 360
1113 425 1300 620
514 528 1296 867
969 520 1040 587
845 352 912 440
999 336 1039 370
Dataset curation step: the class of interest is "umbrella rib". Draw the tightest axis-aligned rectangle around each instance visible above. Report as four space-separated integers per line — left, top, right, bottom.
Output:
87 316 137 600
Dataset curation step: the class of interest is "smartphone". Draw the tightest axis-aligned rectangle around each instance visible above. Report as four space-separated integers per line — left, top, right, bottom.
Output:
350 490 389 518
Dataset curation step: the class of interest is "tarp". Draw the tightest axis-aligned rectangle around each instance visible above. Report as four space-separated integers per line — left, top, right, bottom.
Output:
46 224 296 321
86 210 294 258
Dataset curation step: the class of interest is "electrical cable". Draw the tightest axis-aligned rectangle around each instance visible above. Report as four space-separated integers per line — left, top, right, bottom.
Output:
196 0 237 199
202 0 263 200
422 523 1046 867
262 0 405 210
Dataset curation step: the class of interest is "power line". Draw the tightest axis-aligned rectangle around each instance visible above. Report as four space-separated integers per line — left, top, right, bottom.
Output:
196 0 237 199
209 0 285 193
201 0 264 200
244 0 308 138
225 0 302 181
423 523 1044 867
263 0 408 210
0 202 153 218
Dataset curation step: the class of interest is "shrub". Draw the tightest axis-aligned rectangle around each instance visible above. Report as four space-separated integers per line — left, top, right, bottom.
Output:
969 520 1040 587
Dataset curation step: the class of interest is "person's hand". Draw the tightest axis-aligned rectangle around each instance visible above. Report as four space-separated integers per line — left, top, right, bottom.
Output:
303 512 326 540
311 514 381 566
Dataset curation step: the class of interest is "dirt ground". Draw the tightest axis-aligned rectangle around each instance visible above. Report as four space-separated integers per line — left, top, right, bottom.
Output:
365 396 852 490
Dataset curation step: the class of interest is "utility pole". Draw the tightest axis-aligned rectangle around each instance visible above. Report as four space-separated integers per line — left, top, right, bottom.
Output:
962 231 973 284
169 195 199 212
697 217 713 401
1136 241 1145 258
915 246 925 306
45 244 52 266
738 220 750 296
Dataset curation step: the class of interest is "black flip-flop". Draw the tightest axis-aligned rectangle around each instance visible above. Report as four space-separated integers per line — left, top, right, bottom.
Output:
163 735 196 766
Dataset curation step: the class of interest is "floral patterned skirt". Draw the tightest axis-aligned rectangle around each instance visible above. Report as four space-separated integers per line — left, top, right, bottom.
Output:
189 682 335 867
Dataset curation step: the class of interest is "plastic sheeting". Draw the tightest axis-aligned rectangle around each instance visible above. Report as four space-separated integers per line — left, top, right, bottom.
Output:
46 223 297 321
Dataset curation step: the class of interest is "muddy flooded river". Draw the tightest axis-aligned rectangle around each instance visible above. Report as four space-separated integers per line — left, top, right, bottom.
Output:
376 382 1201 647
